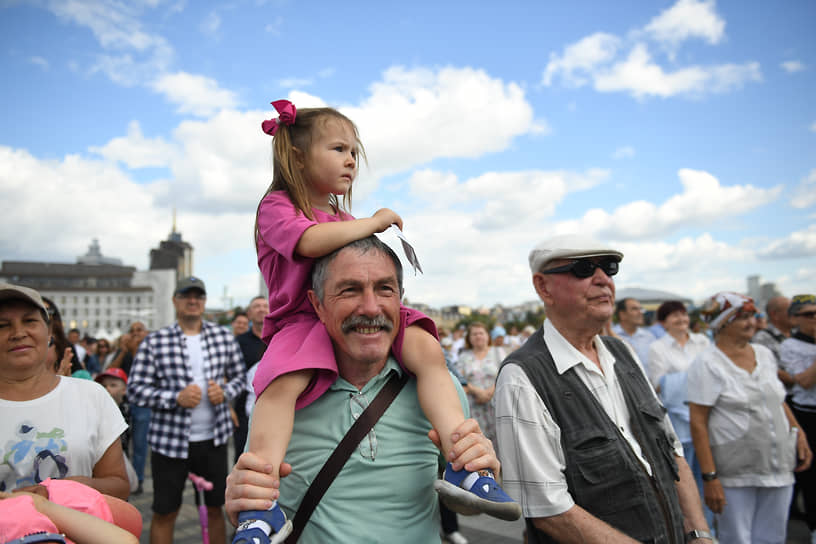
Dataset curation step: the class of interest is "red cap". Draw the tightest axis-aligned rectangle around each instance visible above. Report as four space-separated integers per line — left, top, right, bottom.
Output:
95 367 128 384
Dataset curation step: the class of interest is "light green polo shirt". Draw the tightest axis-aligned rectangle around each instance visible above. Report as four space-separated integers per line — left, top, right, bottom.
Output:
277 358 468 543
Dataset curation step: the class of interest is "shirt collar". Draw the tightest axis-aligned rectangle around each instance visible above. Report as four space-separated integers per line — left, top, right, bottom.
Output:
329 356 403 394
542 319 615 376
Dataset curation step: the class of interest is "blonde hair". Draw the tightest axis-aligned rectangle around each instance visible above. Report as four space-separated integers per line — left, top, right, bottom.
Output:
254 107 366 250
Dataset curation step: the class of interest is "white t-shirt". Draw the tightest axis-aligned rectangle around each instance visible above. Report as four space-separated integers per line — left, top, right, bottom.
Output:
186 334 215 441
0 376 127 491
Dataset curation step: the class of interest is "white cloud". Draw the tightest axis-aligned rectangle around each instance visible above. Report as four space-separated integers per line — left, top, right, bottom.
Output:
89 121 177 168
200 11 221 36
265 16 283 35
408 168 608 230
347 66 544 199
594 44 761 99
151 72 239 116
757 225 816 259
612 146 635 159
279 77 313 89
644 0 725 47
29 56 49 70
790 169 816 209
810 122 816 133
542 33 621 86
781 60 805 73
47 0 174 86
550 168 781 239
543 0 759 99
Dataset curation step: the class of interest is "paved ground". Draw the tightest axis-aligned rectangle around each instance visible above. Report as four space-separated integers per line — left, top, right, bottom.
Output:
129 451 811 543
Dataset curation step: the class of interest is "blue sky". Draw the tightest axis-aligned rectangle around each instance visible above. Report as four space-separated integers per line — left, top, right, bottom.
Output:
1 0 814 310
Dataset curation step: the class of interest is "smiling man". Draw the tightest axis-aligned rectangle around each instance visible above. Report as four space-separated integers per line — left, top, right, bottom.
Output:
225 236 500 543
495 234 712 544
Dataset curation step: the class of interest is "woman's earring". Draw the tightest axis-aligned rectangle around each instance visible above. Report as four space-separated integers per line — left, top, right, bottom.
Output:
48 336 54 347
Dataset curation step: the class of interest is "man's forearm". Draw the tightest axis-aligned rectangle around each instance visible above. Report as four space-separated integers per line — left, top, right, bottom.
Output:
674 455 710 535
531 505 639 544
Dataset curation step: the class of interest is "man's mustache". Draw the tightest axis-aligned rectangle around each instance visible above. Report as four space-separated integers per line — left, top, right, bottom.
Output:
341 315 394 334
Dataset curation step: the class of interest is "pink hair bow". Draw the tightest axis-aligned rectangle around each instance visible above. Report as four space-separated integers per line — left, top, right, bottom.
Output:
261 100 297 136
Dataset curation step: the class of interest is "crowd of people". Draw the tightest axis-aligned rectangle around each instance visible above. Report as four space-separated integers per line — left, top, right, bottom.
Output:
0 94 813 544
1 238 815 543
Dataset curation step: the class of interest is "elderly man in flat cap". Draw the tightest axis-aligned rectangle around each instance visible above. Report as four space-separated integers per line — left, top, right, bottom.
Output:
494 234 711 544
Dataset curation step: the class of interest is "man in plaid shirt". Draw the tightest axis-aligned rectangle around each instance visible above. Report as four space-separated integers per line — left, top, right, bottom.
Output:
129 276 246 544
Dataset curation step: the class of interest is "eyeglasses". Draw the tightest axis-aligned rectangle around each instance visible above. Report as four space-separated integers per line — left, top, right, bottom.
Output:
795 311 816 319
349 392 377 460
539 258 620 279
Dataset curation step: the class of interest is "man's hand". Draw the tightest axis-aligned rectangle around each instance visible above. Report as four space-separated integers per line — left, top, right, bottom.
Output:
177 384 202 408
225 452 292 526
428 418 500 475
207 380 225 405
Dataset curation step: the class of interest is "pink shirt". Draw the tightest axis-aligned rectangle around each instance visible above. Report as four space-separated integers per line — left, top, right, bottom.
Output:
257 191 353 342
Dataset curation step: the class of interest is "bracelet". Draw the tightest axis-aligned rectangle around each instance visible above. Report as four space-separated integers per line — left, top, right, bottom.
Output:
701 471 718 481
686 529 714 542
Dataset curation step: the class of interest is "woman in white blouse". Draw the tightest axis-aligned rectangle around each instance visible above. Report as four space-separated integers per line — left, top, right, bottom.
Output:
689 292 812 544
647 300 710 392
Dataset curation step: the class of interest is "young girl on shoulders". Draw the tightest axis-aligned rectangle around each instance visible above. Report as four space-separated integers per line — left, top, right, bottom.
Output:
232 100 519 544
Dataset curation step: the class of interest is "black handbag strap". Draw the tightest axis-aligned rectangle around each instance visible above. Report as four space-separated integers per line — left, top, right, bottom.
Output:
286 371 409 543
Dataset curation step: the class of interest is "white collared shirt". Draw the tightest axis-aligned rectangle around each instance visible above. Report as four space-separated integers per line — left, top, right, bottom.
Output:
495 319 682 518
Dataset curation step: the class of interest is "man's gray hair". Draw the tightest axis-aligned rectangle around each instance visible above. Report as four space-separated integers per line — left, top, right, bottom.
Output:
311 236 404 302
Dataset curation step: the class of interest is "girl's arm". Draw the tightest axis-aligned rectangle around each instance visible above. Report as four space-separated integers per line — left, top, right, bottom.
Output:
296 208 402 258
7 491 139 544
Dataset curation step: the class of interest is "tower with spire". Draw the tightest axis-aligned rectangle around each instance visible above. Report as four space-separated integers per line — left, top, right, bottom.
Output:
149 209 193 281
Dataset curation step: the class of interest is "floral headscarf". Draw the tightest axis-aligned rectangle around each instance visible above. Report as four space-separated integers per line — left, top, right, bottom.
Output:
700 292 757 331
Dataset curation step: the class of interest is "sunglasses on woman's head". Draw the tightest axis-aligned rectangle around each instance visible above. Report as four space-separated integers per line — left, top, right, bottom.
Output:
539 258 620 279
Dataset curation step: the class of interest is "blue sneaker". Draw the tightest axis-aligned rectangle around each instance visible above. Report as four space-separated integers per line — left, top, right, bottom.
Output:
434 463 521 521
232 504 293 544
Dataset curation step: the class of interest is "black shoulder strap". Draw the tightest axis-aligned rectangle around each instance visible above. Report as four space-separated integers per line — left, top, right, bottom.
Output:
286 371 409 543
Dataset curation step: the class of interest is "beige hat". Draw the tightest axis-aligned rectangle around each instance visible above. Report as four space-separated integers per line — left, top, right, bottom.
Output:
529 234 623 273
0 282 48 315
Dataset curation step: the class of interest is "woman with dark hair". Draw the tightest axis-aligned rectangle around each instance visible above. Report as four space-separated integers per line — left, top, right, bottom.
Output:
647 300 712 524
689 292 812 543
41 296 86 377
0 283 129 499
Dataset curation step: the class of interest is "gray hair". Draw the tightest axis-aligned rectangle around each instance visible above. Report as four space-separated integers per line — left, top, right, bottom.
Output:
311 237 404 302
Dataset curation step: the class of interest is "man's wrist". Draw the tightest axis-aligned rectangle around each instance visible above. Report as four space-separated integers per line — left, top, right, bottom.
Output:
686 529 714 542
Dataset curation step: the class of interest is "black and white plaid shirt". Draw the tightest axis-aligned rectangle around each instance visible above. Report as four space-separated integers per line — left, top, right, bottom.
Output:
128 321 246 459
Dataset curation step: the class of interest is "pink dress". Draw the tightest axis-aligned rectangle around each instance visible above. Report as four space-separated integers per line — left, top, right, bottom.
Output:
253 191 436 409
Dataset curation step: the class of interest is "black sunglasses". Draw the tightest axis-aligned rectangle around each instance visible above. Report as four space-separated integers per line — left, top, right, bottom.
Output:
539 257 620 279
795 311 816 319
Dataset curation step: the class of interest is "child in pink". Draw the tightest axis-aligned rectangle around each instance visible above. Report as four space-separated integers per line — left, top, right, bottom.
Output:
232 100 519 544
